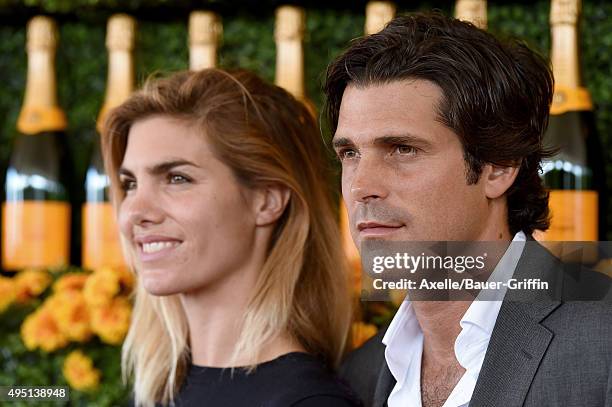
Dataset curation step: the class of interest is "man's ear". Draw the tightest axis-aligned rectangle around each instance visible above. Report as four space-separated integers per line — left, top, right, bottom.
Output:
253 184 291 226
483 163 521 199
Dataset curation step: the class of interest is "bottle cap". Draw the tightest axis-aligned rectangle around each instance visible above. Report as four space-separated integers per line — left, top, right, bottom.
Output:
26 16 57 51
275 5 305 41
106 14 136 51
365 1 396 35
189 11 222 45
455 0 487 30
551 0 580 25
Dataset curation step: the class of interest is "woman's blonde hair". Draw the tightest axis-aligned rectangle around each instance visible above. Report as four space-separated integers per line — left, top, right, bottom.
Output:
101 68 352 407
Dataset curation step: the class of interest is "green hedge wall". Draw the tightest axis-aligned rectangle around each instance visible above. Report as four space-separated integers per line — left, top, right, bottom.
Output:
0 0 611 238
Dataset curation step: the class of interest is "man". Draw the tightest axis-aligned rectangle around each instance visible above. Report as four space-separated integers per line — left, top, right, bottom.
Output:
324 12 612 407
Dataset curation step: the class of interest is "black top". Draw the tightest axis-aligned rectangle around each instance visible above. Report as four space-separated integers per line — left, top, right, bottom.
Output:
171 352 362 407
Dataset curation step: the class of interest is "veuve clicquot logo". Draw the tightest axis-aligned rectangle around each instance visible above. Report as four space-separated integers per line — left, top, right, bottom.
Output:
2 16 71 271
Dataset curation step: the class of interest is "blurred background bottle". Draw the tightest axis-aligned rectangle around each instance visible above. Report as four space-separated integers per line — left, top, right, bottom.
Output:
455 0 487 29
189 11 222 70
539 0 605 242
2 16 71 272
274 5 317 117
82 14 136 270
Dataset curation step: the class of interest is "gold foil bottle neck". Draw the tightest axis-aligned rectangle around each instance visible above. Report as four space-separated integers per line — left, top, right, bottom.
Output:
551 0 580 25
27 16 57 51
455 0 488 30
275 5 305 41
365 1 396 35
106 14 136 51
189 11 222 45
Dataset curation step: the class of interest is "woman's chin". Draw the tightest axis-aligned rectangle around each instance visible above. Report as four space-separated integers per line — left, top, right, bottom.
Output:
142 275 182 296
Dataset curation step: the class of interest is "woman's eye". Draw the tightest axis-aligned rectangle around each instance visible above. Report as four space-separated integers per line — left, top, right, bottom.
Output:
169 174 189 184
120 179 136 191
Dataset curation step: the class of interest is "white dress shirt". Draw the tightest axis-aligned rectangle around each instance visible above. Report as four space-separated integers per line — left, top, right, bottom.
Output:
382 232 527 407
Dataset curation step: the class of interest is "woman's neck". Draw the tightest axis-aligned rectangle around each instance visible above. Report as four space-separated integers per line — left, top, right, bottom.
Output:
179 241 304 367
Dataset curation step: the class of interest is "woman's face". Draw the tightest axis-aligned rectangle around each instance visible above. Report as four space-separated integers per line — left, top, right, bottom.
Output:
117 115 259 296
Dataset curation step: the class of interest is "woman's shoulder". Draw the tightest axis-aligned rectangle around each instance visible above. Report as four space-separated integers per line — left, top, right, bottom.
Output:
259 352 362 407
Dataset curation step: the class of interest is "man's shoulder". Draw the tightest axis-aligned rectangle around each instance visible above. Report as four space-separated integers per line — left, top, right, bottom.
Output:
544 301 612 340
338 326 388 405
342 327 387 372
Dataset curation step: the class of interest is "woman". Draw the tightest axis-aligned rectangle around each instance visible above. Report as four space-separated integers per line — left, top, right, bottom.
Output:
101 68 359 407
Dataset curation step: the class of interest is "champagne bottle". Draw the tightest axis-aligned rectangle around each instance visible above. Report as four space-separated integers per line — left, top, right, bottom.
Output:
454 0 487 30
274 5 316 117
365 1 396 35
82 14 135 270
539 0 599 241
2 16 70 271
189 11 222 71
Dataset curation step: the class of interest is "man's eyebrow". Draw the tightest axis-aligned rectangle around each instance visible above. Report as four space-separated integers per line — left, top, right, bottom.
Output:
331 136 355 149
119 159 201 177
331 134 433 149
373 134 433 149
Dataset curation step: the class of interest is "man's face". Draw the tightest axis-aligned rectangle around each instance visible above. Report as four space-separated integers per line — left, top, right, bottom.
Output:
334 79 491 246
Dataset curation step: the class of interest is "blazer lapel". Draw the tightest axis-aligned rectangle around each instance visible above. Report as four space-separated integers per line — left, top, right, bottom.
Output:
372 359 396 407
471 238 563 407
470 300 558 406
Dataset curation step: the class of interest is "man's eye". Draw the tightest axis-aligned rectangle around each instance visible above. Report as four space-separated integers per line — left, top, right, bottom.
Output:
337 148 359 161
169 173 190 184
120 179 136 191
393 145 418 156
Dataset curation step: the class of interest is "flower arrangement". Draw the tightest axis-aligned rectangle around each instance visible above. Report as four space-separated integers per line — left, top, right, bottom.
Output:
0 267 133 406
0 263 396 406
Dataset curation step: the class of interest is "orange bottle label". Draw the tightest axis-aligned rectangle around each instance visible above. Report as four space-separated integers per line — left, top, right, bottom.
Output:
82 202 126 270
2 201 70 270
534 190 598 241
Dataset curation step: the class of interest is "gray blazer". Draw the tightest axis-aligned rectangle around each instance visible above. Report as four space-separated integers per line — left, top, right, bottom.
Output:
340 238 612 407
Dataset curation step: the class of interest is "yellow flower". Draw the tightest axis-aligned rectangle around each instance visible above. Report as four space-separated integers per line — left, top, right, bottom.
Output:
20 305 68 352
63 350 100 392
0 276 15 313
47 291 91 342
90 297 132 345
115 267 135 295
352 321 378 349
53 273 89 293
14 269 51 303
83 268 120 308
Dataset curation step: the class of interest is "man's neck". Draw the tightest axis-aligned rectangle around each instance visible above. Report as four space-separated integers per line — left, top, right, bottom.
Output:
412 300 471 363
413 300 471 407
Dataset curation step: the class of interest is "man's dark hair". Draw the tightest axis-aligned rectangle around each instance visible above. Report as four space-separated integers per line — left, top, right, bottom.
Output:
323 12 555 236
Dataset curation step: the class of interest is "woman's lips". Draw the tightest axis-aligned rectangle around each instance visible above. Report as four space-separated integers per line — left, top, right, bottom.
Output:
136 239 182 263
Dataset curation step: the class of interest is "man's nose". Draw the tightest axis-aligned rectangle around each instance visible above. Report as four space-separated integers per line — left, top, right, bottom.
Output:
349 155 389 203
120 184 165 229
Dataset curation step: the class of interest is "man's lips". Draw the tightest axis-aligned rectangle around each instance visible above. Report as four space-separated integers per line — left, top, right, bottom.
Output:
357 222 404 237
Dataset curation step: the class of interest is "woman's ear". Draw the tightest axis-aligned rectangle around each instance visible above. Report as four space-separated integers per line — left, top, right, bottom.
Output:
253 184 291 226
483 163 521 199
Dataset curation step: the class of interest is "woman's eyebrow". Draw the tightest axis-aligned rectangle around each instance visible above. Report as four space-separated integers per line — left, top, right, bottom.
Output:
119 159 201 177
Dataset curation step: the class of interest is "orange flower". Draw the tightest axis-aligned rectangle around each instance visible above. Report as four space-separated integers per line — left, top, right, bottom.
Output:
0 276 15 313
47 291 91 342
83 268 120 308
14 269 51 303
63 350 100 392
352 321 378 349
53 273 89 293
90 297 132 345
20 305 68 352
